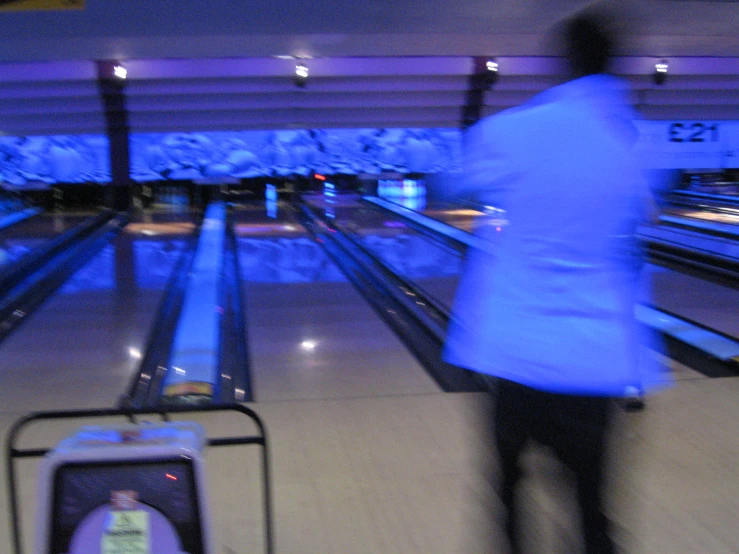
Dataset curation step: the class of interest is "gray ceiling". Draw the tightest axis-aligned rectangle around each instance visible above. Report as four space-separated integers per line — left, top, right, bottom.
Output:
1 0 738 62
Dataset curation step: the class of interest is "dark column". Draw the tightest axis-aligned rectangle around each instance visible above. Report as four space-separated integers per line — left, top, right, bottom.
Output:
461 57 492 129
113 230 138 355
96 60 132 211
115 231 137 295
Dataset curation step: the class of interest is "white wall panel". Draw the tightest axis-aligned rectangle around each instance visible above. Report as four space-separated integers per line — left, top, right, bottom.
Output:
123 57 473 80
128 120 462 133
0 61 96 82
640 89 739 106
482 90 540 106
0 81 100 100
129 107 460 131
639 106 739 120
126 76 469 95
0 113 107 135
0 66 104 135
0 97 103 116
127 91 467 112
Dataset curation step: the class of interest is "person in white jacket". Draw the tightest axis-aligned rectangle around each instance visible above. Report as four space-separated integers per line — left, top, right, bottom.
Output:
444 11 670 554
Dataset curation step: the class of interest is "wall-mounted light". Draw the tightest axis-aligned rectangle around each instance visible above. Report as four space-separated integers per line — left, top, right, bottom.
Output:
484 58 499 89
653 60 668 86
300 340 317 351
113 64 127 80
294 63 309 88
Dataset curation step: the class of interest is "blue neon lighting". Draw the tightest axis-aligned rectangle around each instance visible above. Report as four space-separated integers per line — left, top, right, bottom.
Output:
130 128 462 181
0 135 111 186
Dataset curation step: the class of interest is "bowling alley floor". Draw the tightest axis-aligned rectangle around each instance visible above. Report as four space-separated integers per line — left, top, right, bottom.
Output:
0 356 736 553
0 204 736 553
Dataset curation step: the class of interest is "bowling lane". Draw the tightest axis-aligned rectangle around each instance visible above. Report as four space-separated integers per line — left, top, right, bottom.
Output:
372 197 488 234
375 194 739 245
331 195 739 340
404 201 487 234
663 205 739 229
642 264 739 338
233 202 441 402
0 211 96 272
0 210 197 413
303 194 463 308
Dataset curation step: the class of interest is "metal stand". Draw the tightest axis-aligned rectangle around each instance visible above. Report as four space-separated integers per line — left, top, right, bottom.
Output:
5 403 274 554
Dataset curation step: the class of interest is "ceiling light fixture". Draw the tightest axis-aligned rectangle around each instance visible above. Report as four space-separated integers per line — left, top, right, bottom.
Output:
113 64 127 80
653 60 668 85
294 63 309 88
484 58 499 89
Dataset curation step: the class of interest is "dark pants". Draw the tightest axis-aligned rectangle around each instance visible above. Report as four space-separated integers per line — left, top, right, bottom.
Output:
493 378 615 554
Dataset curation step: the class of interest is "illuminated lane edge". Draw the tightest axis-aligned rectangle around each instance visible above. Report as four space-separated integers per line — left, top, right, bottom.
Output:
363 196 491 252
673 191 739 206
161 202 226 399
369 195 739 361
643 221 739 260
0 207 41 232
635 305 739 361
659 214 739 239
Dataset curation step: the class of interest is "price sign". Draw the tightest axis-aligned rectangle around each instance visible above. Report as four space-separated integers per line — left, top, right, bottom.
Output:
723 123 739 166
667 122 719 143
634 121 739 170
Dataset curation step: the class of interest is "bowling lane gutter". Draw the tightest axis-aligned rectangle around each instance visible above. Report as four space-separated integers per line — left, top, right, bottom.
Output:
296 201 484 393
124 212 203 408
670 190 739 210
367 196 739 379
644 236 739 290
0 211 127 344
218 207 253 403
361 196 472 255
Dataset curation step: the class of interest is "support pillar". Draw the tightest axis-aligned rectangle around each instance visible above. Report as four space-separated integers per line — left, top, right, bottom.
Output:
461 57 491 130
96 60 132 211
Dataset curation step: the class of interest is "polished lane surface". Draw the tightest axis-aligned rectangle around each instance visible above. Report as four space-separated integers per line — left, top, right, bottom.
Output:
0 209 197 412
0 211 95 272
663 205 739 230
304 194 463 309
233 202 441 402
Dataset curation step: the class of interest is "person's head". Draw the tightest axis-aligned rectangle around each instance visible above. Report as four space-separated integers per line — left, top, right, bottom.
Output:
561 11 616 78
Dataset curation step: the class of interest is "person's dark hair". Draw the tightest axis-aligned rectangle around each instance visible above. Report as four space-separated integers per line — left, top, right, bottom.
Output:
563 12 615 76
